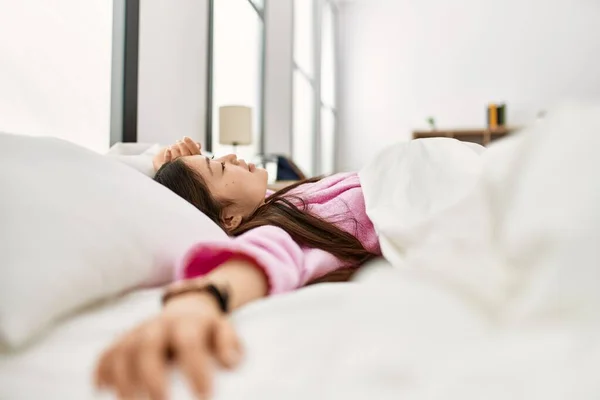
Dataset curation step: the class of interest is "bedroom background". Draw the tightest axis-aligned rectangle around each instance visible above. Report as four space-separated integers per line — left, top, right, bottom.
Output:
1 0 600 173
0 0 339 179
2 1 600 398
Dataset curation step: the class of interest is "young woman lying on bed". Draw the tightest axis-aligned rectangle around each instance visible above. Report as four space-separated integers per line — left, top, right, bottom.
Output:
96 136 382 399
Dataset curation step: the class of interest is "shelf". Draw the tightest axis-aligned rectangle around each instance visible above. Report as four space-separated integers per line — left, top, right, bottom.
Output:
412 127 518 145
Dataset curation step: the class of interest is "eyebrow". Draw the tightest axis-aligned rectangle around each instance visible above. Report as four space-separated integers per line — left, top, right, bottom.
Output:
205 156 213 175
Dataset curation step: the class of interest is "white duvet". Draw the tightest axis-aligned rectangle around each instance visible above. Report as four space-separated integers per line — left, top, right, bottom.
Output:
2 104 600 399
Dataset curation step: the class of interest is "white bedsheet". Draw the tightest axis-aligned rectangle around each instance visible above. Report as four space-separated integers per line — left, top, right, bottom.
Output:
0 268 489 400
359 103 600 398
3 261 598 400
2 104 600 399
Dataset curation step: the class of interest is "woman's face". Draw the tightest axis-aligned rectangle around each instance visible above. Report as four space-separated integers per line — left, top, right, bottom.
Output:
182 154 269 216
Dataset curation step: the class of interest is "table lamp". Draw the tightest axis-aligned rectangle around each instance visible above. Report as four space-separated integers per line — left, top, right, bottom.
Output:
219 105 252 153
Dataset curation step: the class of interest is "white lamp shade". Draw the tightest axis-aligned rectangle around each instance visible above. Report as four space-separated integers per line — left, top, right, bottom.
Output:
219 106 253 145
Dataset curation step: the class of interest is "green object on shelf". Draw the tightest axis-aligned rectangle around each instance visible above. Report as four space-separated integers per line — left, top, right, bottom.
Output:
426 117 436 130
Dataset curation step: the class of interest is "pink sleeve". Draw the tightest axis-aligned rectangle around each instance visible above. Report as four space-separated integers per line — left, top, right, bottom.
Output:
177 225 345 294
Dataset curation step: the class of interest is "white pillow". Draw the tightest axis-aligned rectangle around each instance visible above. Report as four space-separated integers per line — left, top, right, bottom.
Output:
0 133 227 349
105 143 161 177
106 153 157 177
106 142 160 156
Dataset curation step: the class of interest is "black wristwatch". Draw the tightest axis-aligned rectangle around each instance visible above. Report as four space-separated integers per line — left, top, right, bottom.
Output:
161 282 230 313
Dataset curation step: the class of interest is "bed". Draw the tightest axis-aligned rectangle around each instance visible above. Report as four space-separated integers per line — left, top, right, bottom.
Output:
2 103 600 399
0 257 486 400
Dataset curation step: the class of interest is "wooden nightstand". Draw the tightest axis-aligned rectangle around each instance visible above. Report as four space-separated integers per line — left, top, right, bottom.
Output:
267 180 299 191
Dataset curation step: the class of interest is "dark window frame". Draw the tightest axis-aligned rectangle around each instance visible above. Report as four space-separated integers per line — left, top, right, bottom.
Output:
122 0 139 143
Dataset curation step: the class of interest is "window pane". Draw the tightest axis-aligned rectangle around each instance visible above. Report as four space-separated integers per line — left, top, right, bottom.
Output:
293 71 315 177
293 0 314 77
212 0 262 161
320 107 335 174
321 2 335 107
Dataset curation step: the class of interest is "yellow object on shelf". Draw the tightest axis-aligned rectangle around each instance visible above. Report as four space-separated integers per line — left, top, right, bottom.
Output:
488 104 498 129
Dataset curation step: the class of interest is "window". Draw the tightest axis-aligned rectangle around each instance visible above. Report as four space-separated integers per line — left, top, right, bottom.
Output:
320 2 335 109
294 0 315 77
292 0 316 177
209 0 264 161
292 0 338 177
293 70 315 176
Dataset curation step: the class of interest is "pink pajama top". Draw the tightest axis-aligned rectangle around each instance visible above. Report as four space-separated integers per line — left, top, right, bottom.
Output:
177 172 381 294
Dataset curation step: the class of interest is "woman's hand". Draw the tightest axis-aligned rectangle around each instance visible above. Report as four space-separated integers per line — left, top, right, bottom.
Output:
95 293 242 400
153 136 202 172
96 258 267 399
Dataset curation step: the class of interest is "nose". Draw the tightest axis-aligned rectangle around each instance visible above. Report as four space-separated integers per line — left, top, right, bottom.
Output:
220 154 238 164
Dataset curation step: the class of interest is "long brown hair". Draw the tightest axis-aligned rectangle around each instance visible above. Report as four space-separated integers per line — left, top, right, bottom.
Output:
154 159 376 283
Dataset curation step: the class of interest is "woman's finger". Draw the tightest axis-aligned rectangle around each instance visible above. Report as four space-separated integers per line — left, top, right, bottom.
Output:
96 346 130 398
95 346 116 389
176 140 191 157
113 326 147 399
164 148 172 163
136 321 168 400
111 350 137 399
213 318 243 369
183 137 200 155
171 320 212 399
170 144 182 159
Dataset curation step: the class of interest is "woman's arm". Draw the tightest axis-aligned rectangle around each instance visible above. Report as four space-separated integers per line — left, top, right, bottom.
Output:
95 258 268 400
183 257 269 310
181 225 346 294
96 226 346 399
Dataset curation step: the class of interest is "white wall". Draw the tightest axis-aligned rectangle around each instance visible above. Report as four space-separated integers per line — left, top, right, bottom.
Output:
337 0 600 171
0 0 114 153
137 0 209 146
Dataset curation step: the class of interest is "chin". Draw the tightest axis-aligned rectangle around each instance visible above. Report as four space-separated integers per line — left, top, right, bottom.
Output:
257 167 269 181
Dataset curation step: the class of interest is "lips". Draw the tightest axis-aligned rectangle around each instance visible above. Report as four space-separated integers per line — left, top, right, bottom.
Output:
237 159 255 172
